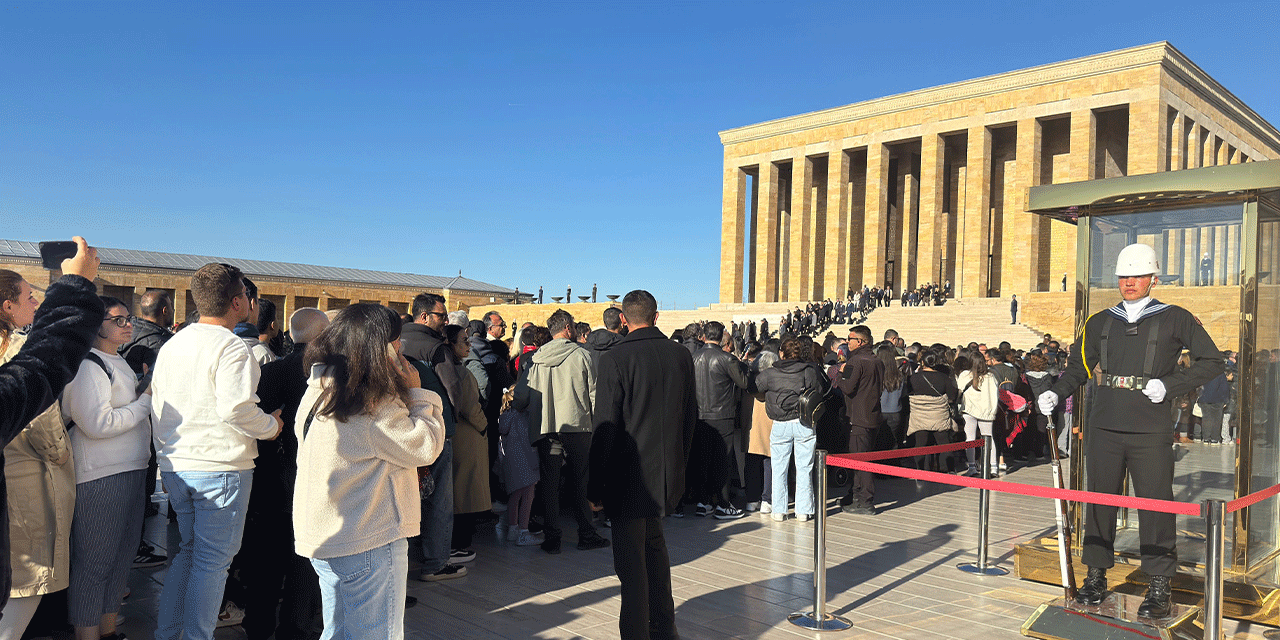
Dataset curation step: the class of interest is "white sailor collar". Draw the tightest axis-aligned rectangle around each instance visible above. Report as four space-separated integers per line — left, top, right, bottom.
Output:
1105 298 1170 324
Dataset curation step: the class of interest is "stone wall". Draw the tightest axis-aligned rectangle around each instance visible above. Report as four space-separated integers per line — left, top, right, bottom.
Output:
1025 286 1242 352
0 258 506 329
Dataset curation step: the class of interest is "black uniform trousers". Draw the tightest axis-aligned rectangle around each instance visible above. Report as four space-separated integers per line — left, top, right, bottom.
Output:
1083 426 1177 576
610 515 677 640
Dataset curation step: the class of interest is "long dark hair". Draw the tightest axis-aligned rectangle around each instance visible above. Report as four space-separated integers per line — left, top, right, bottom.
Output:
878 348 903 391
304 304 408 422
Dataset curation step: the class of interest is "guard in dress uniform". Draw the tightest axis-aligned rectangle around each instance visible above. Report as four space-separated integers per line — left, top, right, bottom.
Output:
1038 243 1223 618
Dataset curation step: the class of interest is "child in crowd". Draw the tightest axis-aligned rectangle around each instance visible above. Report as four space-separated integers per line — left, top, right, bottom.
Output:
496 387 541 546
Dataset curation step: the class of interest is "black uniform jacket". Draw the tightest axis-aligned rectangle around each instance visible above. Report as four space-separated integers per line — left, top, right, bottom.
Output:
1050 299 1222 433
588 326 696 519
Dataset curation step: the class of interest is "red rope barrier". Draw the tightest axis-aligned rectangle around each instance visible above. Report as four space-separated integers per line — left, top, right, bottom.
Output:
825 451 1203 516
1226 482 1280 513
842 439 981 461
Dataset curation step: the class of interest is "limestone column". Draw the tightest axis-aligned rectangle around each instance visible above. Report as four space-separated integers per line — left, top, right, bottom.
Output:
173 289 188 323
132 285 147 320
824 149 850 299
755 162 780 302
1202 130 1215 167
1170 111 1184 171
862 142 890 289
719 163 748 303
1188 122 1203 168
1069 109 1097 183
898 166 919 292
1127 99 1165 176
918 134 944 288
283 294 296 332
1009 118 1043 294
788 153 813 302
961 127 992 298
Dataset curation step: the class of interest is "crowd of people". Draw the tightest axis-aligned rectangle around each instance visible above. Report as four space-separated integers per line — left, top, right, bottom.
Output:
0 238 1244 639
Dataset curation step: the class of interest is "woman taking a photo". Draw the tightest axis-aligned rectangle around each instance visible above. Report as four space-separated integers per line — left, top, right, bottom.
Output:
0 270 78 639
294 304 445 640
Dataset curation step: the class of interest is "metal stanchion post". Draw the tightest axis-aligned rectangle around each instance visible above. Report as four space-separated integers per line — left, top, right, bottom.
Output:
958 435 1008 576
789 450 852 631
1204 499 1225 640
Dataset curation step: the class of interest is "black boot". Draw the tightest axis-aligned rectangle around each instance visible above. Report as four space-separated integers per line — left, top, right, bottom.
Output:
1074 566 1107 605
1137 575 1173 618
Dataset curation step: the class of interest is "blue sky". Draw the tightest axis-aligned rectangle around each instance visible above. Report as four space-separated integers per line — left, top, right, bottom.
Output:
3 1 1277 309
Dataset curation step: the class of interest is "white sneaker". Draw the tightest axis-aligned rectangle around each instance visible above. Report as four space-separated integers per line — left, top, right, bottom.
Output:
516 529 544 546
797 514 813 522
770 513 786 522
760 501 772 514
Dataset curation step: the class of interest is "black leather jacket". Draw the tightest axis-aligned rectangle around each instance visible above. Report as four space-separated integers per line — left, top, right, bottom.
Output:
693 342 748 421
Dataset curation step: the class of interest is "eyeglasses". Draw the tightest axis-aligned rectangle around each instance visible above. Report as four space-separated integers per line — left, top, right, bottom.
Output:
104 315 136 328
425 311 447 319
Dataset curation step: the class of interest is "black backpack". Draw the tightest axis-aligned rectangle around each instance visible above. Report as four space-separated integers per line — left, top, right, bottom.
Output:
797 369 839 428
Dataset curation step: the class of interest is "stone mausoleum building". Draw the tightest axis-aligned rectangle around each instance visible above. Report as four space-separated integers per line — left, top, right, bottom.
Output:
718 42 1280 303
0 239 529 326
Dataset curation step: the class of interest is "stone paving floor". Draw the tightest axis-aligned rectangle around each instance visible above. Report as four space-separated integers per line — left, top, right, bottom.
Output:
99 442 1274 640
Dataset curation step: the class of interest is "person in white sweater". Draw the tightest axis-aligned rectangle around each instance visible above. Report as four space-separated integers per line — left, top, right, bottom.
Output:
956 354 1000 477
293 304 444 640
149 263 282 640
62 296 152 640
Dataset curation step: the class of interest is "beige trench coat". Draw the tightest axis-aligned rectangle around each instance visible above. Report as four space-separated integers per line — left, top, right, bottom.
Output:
452 363 491 515
746 395 772 457
2 335 76 597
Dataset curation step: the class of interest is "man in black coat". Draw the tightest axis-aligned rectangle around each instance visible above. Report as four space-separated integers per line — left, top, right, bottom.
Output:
589 290 696 640
235 307 328 640
692 321 748 518
836 325 883 515
0 237 102 610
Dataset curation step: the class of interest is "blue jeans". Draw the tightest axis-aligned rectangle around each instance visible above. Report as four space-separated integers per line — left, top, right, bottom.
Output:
419 440 454 573
311 538 408 640
770 420 816 516
156 470 253 640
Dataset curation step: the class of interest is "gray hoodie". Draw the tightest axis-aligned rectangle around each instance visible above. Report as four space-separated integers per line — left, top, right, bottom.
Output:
513 338 596 443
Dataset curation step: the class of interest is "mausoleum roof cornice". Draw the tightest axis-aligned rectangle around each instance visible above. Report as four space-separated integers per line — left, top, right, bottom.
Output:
719 42 1280 152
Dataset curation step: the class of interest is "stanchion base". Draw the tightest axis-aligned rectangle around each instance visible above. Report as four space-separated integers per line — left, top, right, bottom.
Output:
1022 595 1203 639
957 562 1010 576
788 611 853 632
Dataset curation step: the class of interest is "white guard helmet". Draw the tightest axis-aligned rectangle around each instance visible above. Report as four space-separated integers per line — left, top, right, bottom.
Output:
1115 243 1160 277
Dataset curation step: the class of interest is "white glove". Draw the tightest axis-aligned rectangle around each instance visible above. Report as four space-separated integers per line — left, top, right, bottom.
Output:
1142 378 1166 404
1037 390 1058 416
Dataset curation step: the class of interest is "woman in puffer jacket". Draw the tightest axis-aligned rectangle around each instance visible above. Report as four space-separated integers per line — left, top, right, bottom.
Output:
956 352 999 476
754 337 825 523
